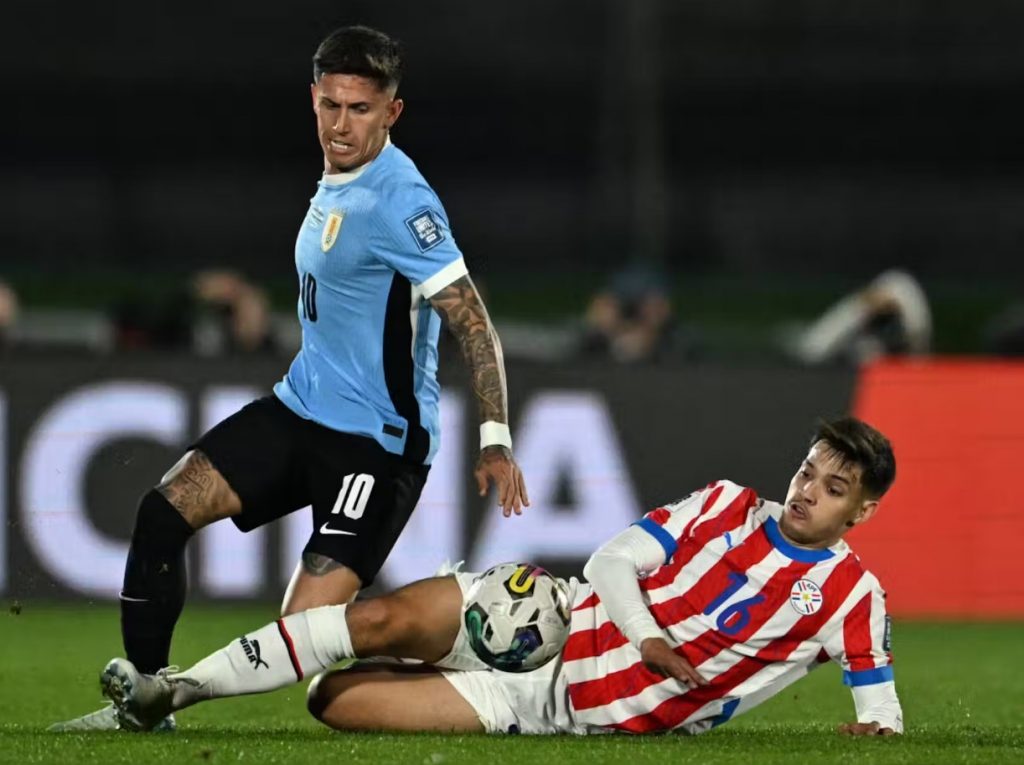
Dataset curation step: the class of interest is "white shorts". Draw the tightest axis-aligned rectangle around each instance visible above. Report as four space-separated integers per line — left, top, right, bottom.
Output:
436 571 587 735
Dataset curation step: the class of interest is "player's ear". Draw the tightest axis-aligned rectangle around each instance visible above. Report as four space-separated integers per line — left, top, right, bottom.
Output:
851 499 879 527
386 97 404 129
311 83 319 112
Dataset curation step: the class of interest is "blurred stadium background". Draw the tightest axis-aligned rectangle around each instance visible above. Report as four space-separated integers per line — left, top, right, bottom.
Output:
1 2 1022 758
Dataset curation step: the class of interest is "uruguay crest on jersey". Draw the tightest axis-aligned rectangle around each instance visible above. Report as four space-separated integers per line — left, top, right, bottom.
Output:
321 210 345 251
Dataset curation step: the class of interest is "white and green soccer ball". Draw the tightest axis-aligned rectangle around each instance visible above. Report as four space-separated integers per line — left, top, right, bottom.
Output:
463 562 572 673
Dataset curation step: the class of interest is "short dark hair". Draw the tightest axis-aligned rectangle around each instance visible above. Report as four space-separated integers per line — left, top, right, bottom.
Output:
312 26 404 92
811 416 896 499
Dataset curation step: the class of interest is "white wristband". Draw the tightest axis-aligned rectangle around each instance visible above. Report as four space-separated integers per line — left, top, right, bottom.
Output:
480 421 512 450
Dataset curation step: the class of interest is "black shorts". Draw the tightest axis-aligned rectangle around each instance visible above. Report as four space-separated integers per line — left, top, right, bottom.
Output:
191 395 429 586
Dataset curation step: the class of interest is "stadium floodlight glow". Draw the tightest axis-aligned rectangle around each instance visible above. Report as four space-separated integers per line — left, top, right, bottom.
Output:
20 382 187 597
470 392 640 570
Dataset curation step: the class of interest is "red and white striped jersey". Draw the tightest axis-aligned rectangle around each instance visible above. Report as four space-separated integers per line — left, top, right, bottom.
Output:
562 480 895 734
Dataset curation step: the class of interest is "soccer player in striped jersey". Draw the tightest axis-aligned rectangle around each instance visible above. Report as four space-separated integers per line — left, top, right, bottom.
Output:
100 416 902 737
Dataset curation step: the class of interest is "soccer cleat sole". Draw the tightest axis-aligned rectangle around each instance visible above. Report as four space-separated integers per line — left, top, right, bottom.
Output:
100 663 141 732
99 661 177 733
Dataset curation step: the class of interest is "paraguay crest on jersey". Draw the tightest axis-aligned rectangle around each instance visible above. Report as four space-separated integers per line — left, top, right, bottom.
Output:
321 210 345 251
789 578 824 615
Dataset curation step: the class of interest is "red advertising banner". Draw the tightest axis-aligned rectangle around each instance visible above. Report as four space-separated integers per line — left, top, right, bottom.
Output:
851 359 1024 617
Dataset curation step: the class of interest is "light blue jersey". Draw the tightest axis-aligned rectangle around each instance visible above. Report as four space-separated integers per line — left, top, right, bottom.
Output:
274 141 468 464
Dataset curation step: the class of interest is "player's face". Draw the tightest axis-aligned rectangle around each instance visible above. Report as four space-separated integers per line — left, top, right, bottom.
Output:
780 441 879 548
311 74 404 173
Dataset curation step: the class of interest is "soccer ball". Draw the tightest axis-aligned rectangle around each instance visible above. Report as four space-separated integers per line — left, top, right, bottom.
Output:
463 562 572 673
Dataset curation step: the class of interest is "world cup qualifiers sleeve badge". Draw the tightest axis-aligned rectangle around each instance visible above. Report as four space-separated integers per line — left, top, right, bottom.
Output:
404 209 446 252
789 579 824 615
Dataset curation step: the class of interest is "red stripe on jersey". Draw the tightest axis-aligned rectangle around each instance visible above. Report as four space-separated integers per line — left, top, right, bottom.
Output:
570 555 812 712
564 492 754 665
641 488 758 593
645 507 671 525
690 488 760 548
605 556 865 733
563 619 629 663
681 558 814 669
842 592 876 671
679 484 725 539
569 660 665 711
565 487 762 673
752 556 865 662
564 589 624 663
638 542 699 593
647 523 775 628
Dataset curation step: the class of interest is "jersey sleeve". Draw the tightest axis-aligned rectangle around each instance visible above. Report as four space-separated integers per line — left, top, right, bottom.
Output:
822 578 904 731
583 525 669 646
631 480 756 565
372 182 468 298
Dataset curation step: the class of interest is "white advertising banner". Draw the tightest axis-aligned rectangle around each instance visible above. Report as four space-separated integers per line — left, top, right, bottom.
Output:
0 357 852 599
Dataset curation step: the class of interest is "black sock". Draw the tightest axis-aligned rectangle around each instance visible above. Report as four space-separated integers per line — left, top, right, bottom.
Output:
120 489 195 674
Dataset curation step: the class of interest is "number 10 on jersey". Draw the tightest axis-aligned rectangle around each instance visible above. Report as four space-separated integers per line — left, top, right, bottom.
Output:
301 273 318 322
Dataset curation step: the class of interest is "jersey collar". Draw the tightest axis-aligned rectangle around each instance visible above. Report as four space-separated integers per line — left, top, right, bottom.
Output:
321 135 392 186
763 516 836 563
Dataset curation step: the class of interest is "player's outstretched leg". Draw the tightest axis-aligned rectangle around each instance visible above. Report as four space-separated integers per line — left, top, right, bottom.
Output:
104 576 464 725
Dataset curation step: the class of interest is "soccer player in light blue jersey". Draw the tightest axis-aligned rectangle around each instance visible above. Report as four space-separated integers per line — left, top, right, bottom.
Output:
53 25 529 733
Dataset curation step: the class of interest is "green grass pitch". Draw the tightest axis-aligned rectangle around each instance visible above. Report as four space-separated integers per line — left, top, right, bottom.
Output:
1 604 1021 764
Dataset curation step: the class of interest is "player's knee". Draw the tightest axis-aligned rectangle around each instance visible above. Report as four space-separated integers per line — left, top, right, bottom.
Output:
156 450 240 527
306 670 353 728
306 671 330 722
133 488 194 541
349 596 410 647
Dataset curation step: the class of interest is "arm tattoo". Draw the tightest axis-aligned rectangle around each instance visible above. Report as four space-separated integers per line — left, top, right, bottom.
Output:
158 450 217 515
302 552 346 577
429 275 508 425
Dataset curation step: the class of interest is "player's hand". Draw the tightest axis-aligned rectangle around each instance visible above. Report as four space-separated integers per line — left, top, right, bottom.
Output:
837 721 897 736
475 445 530 517
640 637 709 689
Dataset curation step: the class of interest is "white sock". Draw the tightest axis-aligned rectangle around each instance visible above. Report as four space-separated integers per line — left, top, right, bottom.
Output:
168 604 355 709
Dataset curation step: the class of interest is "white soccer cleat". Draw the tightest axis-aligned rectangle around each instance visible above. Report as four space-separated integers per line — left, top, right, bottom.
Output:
48 702 120 732
47 701 177 733
100 658 189 732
